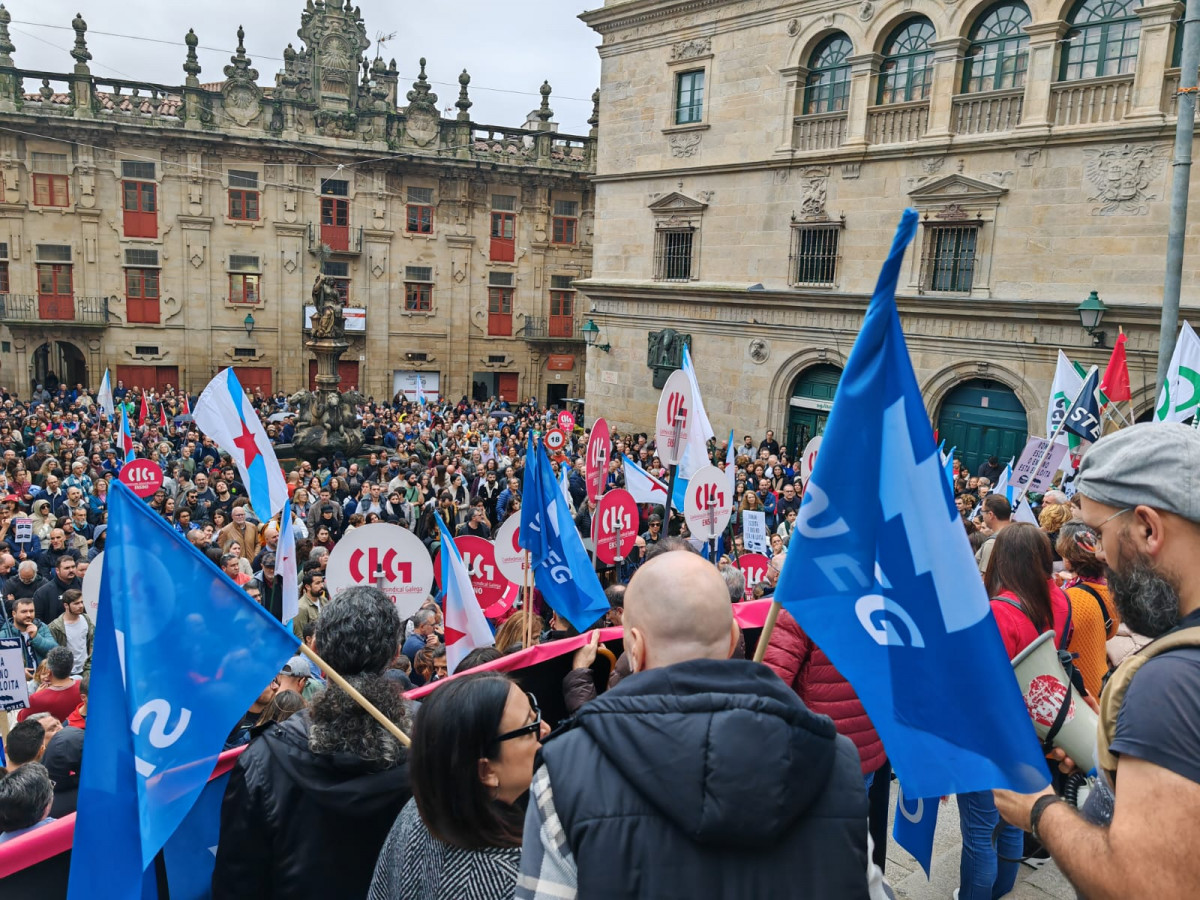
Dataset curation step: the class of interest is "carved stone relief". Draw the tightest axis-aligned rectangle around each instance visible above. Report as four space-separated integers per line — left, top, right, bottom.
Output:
749 338 769 364
1083 144 1164 216
668 132 702 157
671 38 711 60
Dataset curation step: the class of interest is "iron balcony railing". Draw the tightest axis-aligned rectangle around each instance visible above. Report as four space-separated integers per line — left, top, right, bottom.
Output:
0 293 110 326
524 316 582 342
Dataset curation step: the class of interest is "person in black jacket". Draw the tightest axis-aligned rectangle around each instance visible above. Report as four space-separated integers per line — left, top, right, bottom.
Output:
32 555 80 625
212 585 413 900
517 550 881 900
3 560 46 620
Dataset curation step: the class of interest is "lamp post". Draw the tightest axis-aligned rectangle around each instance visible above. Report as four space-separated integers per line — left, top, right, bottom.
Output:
243 312 256 337
581 318 610 353
1076 291 1107 348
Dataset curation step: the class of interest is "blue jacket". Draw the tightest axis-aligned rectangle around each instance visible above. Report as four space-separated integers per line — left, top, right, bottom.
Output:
0 618 57 669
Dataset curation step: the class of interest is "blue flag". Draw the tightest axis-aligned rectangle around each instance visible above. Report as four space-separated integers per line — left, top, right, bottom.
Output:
160 767 232 900
519 437 610 632
69 481 300 900
893 787 939 878
774 209 1049 800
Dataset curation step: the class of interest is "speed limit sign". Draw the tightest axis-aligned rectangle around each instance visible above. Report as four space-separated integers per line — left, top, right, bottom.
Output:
544 427 567 453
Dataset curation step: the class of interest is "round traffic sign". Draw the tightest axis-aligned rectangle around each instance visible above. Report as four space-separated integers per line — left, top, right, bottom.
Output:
119 458 164 498
494 515 532 585
543 427 567 453
325 523 434 617
585 417 610 504
591 488 637 565
684 465 733 540
654 369 693 466
557 410 576 432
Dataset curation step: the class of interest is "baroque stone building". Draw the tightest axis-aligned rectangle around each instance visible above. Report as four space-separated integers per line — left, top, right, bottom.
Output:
579 0 1197 470
0 1 596 406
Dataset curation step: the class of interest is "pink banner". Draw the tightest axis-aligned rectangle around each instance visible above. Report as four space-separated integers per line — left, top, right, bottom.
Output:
0 746 246 878
405 599 773 701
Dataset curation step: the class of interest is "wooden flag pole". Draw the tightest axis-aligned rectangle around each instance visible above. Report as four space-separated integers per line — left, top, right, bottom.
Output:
753 601 782 663
297 643 411 747
522 550 534 649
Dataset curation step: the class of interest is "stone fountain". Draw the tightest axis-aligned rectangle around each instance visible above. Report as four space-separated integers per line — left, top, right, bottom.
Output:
287 274 364 462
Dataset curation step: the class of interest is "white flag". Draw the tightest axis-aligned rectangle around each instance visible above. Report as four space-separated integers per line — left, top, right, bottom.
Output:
1047 351 1083 445
437 517 494 674
97 369 114 421
621 454 677 510
678 344 716 479
277 500 299 625
1155 322 1200 423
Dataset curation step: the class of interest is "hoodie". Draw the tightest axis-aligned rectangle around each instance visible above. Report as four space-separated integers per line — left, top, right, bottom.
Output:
212 711 411 900
538 658 869 898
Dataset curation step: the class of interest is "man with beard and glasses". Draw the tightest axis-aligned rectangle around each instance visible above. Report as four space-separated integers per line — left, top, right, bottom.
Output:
994 423 1200 899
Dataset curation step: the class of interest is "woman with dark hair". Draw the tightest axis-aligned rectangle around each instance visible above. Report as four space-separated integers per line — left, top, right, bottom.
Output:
369 672 549 900
957 522 1070 900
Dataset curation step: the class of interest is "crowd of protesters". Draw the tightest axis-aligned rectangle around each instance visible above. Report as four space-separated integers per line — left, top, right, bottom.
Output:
1 374 1198 899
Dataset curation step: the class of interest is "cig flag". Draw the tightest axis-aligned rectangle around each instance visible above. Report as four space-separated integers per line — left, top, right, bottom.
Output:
68 482 298 900
194 368 289 522
677 343 716 480
775 209 1049 800
1156 321 1200 423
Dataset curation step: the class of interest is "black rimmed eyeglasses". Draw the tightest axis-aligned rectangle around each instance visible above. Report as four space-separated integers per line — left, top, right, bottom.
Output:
491 692 541 746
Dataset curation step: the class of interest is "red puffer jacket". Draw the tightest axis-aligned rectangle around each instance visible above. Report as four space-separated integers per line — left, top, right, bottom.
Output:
762 609 886 775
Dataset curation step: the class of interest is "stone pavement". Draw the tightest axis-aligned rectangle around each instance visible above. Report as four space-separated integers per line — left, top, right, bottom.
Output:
885 785 1076 900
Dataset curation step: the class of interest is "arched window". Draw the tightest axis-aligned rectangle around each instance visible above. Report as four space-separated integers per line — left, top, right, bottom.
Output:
1060 0 1141 81
804 34 853 114
878 18 936 104
963 3 1032 92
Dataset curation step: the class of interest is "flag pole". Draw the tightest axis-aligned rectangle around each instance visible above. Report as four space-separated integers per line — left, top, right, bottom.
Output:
522 550 534 649
297 643 411 747
1013 366 1096 510
753 601 781 663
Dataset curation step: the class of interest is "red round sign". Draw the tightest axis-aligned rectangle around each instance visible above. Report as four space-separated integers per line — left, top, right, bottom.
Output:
585 417 610 504
119 458 164 498
557 411 575 432
591 489 638 565
735 553 771 602
433 536 510 610
543 427 567 453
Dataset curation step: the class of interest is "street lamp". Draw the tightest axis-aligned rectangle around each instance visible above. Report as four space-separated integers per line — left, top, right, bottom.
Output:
1076 290 1107 348
581 318 610 353
243 312 256 337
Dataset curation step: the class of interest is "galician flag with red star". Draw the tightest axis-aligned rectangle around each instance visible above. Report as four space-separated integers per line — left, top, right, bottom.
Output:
194 368 288 522
436 513 494 674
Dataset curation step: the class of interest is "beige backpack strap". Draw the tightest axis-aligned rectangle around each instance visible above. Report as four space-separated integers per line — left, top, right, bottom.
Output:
1098 625 1200 785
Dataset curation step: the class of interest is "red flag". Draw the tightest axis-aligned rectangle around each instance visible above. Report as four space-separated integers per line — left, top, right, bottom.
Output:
1100 332 1131 402
138 394 149 427
159 405 168 429
181 394 191 416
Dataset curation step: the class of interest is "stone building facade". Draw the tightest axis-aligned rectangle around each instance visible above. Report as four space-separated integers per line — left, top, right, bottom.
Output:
0 2 596 406
579 0 1196 470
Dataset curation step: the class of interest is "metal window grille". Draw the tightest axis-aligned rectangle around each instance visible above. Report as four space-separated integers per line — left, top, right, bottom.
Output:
134 345 159 356
406 266 433 282
229 170 258 189
124 248 159 267
654 229 694 281
675 70 705 124
920 224 980 293
230 254 261 273
553 200 579 217
233 347 256 357
322 261 350 278
492 195 517 211
320 178 349 196
790 225 841 286
488 272 514 287
121 161 156 180
488 354 506 363
35 244 72 262
407 186 433 204
550 275 574 290
31 153 68 174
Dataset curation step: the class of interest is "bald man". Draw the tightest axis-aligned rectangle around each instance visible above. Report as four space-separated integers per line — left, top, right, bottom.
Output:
517 552 877 900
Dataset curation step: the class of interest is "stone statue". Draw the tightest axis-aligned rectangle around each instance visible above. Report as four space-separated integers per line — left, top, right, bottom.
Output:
310 273 345 340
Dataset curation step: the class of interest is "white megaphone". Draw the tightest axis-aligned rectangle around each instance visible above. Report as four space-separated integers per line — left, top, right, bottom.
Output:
1011 631 1099 775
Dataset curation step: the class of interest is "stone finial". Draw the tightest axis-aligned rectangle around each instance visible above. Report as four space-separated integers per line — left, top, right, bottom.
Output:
405 57 438 115
236 25 246 56
588 87 599 131
0 6 15 68
536 80 553 127
70 13 91 70
224 25 258 83
455 68 472 121
183 29 201 85
388 58 397 76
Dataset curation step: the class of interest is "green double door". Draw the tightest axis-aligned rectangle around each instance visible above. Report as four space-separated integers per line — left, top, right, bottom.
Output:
935 379 1028 475
786 365 840 459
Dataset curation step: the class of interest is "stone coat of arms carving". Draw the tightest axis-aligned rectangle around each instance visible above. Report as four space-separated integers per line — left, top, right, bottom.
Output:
1083 144 1164 216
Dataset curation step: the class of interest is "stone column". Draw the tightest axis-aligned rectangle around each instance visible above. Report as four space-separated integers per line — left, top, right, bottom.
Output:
775 65 807 152
1128 1 1184 121
1016 21 1068 134
843 53 881 148
925 38 969 138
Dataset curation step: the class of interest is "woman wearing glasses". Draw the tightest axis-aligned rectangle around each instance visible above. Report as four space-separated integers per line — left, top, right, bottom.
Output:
369 672 549 900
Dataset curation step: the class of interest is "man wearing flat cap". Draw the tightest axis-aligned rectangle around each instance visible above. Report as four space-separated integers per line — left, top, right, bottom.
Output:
994 423 1200 897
